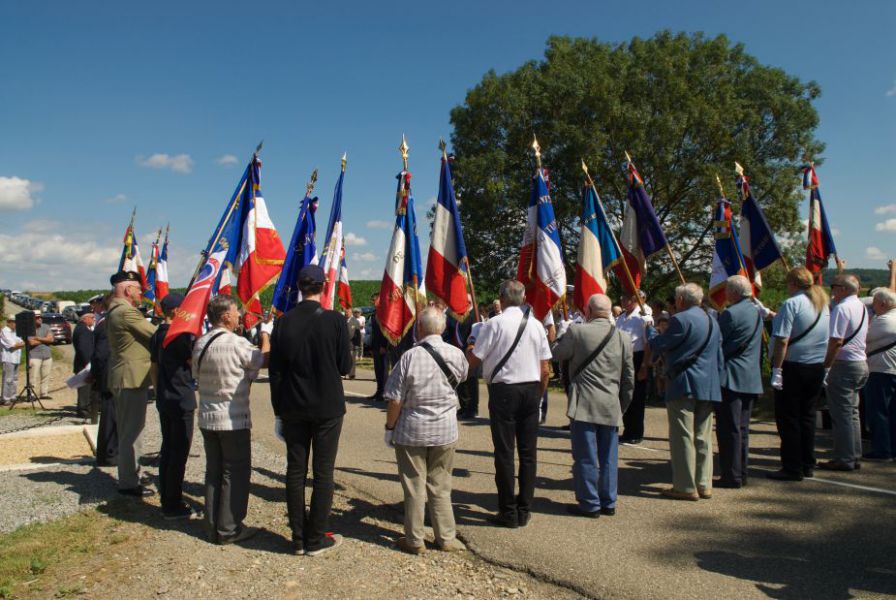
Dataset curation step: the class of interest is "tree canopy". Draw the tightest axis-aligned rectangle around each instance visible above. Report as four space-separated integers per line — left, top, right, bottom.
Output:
450 32 822 298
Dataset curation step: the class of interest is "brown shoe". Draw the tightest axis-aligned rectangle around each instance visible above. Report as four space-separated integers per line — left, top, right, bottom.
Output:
661 488 699 501
396 537 425 555
697 487 713 499
436 538 466 552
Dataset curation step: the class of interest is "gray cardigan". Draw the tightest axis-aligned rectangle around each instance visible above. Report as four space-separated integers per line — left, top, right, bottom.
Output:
551 318 634 427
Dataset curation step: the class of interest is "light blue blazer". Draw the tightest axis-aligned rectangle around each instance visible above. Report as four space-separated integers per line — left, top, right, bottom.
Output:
650 305 723 402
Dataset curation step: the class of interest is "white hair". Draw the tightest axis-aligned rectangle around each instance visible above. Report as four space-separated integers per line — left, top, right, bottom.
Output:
499 280 526 307
675 283 704 308
417 307 446 337
587 293 612 317
873 288 896 311
726 275 753 299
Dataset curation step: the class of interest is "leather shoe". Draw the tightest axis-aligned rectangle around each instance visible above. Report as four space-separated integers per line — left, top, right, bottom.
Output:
714 479 742 489
487 514 518 529
396 536 426 555
802 468 815 478
697 487 712 499
118 486 155 497
818 460 855 471
660 488 699 501
518 512 531 527
766 469 803 481
599 507 616 516
566 505 600 518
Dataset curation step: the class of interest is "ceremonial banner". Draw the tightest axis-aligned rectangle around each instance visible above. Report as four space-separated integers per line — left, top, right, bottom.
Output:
376 168 424 345
803 164 837 283
145 236 160 308
320 165 347 311
517 167 566 321
736 165 784 289
425 152 471 319
163 249 227 346
708 195 749 308
337 255 352 310
156 228 170 301
272 188 318 314
614 160 668 295
118 215 148 292
574 184 621 314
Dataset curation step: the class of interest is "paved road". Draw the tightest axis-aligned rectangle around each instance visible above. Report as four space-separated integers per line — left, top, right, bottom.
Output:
247 368 896 600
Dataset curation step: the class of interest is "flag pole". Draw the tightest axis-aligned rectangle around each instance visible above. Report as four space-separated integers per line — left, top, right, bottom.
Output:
400 135 422 311
717 175 749 277
441 138 480 323
532 136 568 320
582 159 644 313
735 162 789 272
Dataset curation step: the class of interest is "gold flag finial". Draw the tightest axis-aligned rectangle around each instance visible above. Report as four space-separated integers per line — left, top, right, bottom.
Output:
399 134 410 170
715 174 726 198
341 152 347 172
439 137 447 160
734 161 744 177
532 135 542 168
624 150 633 165
581 158 594 185
306 168 318 196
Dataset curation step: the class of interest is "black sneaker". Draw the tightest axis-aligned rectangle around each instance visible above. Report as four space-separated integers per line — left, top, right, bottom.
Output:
600 507 616 516
766 469 803 481
118 486 155 497
162 504 196 520
487 514 518 529
291 541 304 556
518 512 531 527
305 533 343 557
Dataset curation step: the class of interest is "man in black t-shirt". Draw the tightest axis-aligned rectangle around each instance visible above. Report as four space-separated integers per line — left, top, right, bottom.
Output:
149 293 197 520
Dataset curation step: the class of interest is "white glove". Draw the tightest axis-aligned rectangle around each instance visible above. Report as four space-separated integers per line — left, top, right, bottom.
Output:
274 417 285 442
384 428 394 447
260 321 274 336
823 368 830 387
770 368 783 390
556 320 571 339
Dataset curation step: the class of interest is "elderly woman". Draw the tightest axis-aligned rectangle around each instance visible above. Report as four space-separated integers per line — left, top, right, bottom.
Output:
767 267 830 481
383 307 469 554
864 286 896 460
193 295 270 545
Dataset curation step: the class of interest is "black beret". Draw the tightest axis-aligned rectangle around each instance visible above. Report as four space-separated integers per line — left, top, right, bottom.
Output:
159 292 185 312
110 271 141 286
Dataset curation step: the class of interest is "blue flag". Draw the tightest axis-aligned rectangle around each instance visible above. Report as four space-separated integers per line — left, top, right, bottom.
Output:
272 192 319 314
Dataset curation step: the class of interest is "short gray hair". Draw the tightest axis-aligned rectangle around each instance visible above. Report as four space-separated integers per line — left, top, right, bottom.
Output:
587 293 612 317
675 283 704 308
499 280 526 307
833 274 860 295
726 275 753 299
207 295 237 325
417 307 446 337
873 288 896 311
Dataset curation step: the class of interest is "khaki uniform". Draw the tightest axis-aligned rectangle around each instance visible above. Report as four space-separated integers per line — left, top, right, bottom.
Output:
105 298 157 489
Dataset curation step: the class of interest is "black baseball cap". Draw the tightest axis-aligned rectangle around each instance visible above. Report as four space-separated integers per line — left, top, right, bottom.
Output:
298 264 325 285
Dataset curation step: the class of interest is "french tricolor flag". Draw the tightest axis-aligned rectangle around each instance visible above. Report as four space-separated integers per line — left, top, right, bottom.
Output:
574 184 621 314
614 159 668 295
321 163 347 310
425 151 471 319
803 164 837 283
337 253 352 310
155 227 170 302
517 166 566 321
708 196 749 308
736 163 784 291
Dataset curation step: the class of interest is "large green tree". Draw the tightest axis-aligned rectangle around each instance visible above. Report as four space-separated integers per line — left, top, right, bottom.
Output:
450 32 822 298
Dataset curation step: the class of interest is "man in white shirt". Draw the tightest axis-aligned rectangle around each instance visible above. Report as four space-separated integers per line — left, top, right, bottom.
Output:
1 316 25 404
615 293 653 443
864 286 896 459
467 280 552 528
821 274 869 471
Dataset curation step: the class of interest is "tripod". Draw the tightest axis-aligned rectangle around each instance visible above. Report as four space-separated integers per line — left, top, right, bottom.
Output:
10 343 45 411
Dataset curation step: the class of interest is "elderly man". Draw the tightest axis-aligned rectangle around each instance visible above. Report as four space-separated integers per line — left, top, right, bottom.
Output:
28 311 55 399
91 293 118 466
106 271 157 497
615 292 653 444
346 308 362 380
715 276 765 488
1 316 25 405
384 307 468 554
467 280 552 528
270 264 353 557
864 284 896 460
73 312 96 418
821 274 869 471
649 283 723 501
194 295 270 545
552 293 633 517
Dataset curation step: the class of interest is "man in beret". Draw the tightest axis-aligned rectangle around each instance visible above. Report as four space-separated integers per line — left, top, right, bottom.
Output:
150 292 197 518
106 271 157 497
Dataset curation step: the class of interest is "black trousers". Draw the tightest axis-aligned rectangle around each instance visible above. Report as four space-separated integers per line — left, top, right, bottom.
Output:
283 415 343 550
458 375 479 415
622 351 646 440
95 390 118 465
714 388 756 485
487 381 541 522
372 350 388 399
158 407 194 511
774 361 825 474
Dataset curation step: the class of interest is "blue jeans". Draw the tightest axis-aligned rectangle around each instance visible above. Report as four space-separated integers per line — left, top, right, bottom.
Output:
865 372 896 458
570 421 618 511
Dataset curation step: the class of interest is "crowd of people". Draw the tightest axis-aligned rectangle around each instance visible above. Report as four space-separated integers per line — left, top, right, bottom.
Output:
0 260 894 557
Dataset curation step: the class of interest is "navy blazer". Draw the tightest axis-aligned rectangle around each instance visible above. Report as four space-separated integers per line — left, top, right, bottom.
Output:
649 305 723 402
719 299 764 395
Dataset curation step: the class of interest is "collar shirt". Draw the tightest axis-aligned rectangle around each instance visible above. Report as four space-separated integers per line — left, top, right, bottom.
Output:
830 295 868 361
866 310 896 375
193 327 264 431
771 293 829 364
383 335 469 446
1 326 23 363
472 306 552 384
615 306 652 352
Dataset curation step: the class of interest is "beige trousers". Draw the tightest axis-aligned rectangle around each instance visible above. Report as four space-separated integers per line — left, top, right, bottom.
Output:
666 396 714 494
29 357 52 397
394 442 457 547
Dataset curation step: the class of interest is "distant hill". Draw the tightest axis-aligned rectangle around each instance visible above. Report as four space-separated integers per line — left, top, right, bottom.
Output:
823 268 890 290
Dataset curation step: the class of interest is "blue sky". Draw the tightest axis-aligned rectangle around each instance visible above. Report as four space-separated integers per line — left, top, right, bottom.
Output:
1 0 893 291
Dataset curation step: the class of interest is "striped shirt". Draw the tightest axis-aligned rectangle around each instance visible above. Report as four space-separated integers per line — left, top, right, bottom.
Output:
384 335 469 447
193 328 264 431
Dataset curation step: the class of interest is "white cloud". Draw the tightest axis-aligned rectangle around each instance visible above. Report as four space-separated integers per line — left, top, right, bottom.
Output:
351 252 377 263
344 232 367 246
366 219 392 230
875 219 896 232
874 204 896 215
137 153 194 174
216 154 239 166
0 176 41 211
105 193 128 204
887 81 896 97
865 246 887 261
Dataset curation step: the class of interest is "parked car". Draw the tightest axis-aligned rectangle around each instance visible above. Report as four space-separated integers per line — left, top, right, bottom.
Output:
40 313 72 345
62 305 81 322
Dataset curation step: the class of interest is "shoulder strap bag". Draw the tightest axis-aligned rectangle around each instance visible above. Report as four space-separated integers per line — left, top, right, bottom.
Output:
196 331 227 374
487 308 530 383
419 342 459 389
867 338 896 357
571 325 618 380
669 312 714 378
841 307 866 345
724 311 763 361
787 306 823 347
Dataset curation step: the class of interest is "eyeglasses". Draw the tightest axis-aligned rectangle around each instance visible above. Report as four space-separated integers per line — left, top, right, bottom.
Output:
830 284 844 290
